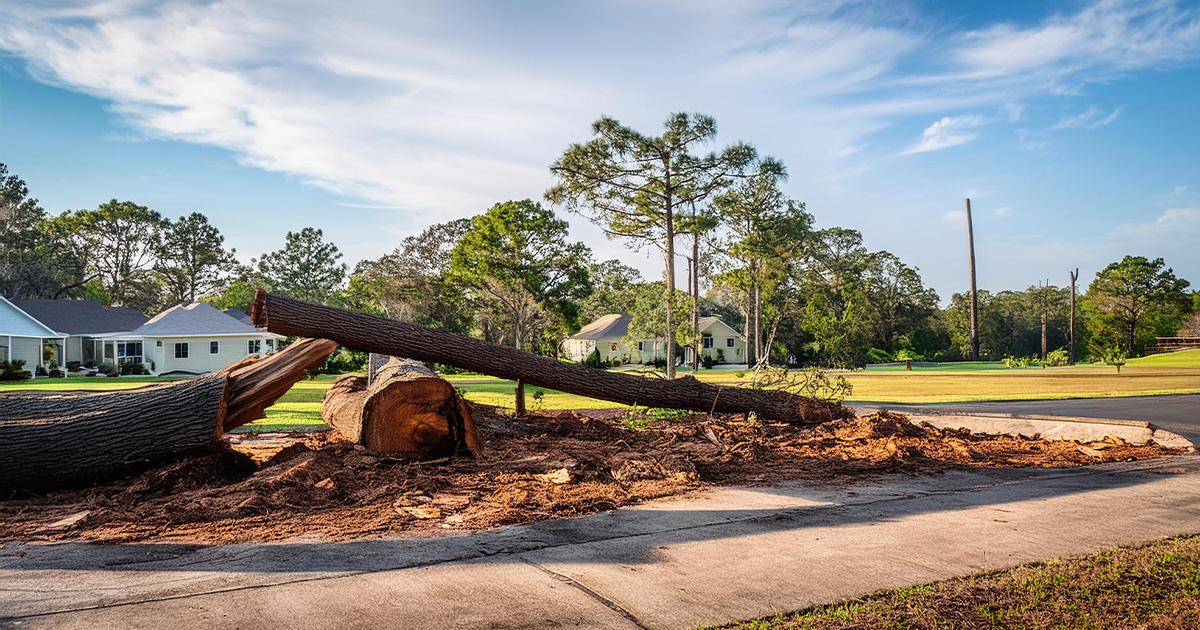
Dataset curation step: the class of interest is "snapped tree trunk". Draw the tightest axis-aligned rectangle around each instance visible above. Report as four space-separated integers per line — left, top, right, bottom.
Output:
253 290 848 424
322 358 483 456
0 338 336 489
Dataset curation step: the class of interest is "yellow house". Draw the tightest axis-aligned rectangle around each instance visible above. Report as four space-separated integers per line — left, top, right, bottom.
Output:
564 313 746 366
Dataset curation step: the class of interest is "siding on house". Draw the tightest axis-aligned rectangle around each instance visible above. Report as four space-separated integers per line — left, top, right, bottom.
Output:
8 336 42 368
148 335 270 374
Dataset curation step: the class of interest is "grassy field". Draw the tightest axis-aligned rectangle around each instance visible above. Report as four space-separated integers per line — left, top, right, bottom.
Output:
719 534 1200 629
3 349 1197 430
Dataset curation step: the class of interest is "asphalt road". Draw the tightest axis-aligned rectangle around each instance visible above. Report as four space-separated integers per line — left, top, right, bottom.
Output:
855 394 1200 444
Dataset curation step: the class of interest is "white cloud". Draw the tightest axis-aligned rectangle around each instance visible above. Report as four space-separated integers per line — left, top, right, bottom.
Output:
993 206 1012 217
1002 102 1024 122
1051 105 1124 130
900 115 989 155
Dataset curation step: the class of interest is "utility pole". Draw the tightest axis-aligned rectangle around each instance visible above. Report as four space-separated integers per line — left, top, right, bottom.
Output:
965 198 980 360
1069 268 1079 365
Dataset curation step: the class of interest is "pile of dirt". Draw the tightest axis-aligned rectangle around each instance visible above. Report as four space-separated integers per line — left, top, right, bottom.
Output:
0 409 1178 544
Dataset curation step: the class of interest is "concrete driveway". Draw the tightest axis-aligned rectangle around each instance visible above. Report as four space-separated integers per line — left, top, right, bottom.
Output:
4 455 1200 629
854 393 1200 443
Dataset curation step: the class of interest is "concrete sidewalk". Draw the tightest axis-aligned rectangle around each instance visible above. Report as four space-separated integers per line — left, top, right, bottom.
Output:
4 456 1200 629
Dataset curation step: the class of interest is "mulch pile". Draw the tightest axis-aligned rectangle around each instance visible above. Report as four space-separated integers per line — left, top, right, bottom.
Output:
0 408 1179 544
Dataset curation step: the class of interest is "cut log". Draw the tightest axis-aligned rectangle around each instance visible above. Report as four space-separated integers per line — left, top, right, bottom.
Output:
253 290 848 423
321 358 483 456
0 338 336 489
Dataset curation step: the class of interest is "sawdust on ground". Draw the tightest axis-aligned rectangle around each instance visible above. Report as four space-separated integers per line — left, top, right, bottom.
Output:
0 409 1179 544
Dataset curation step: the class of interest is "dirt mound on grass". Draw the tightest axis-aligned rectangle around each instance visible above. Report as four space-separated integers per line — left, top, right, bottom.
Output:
0 409 1178 544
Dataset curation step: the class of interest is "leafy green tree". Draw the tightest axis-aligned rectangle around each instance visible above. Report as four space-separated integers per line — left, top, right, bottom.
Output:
578 259 642 323
351 218 472 331
52 200 166 308
623 281 691 362
0 164 86 298
1084 256 1191 355
713 161 809 366
256 227 347 304
448 200 592 353
547 113 757 377
155 212 235 304
859 251 939 353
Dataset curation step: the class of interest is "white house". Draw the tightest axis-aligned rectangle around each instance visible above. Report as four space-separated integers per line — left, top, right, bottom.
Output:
0 298 282 375
0 296 66 371
9 298 149 367
563 313 747 365
102 303 284 375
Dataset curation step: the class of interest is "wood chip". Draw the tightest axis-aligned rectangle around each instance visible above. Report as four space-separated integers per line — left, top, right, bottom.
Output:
37 510 90 532
536 467 573 485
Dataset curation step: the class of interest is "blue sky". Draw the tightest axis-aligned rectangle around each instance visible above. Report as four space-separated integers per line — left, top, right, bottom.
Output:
1 0 1198 302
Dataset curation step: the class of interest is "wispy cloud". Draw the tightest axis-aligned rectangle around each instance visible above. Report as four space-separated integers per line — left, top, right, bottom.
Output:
1051 105 1124 130
900 115 989 155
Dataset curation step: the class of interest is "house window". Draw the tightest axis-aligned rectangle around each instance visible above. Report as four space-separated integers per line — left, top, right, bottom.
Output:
637 341 644 351
266 339 274 349
210 341 220 354
248 339 262 354
610 342 618 352
116 341 143 364
174 343 189 359
726 337 735 347
702 336 714 349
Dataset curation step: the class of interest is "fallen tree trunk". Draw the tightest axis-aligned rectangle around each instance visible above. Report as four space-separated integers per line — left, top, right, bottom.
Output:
322 357 483 456
0 338 336 489
252 291 848 423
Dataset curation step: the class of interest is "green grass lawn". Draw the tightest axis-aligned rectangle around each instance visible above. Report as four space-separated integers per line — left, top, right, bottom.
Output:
718 534 1200 629
4 349 1198 431
1128 348 1200 367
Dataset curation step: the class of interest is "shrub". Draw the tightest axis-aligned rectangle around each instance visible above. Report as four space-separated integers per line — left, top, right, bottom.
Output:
118 361 149 375
1043 348 1070 367
48 368 65 378
1002 356 1033 368
650 357 668 368
97 363 117 375
866 347 894 364
582 348 605 369
895 348 923 361
735 370 746 379
317 348 369 374
715 349 726 364
701 354 715 369
83 360 96 369
35 365 48 377
0 359 32 381
66 361 82 372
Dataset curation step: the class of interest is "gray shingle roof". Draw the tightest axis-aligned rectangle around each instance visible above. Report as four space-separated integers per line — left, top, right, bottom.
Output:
224 308 254 325
10 299 148 335
568 313 631 340
131 302 260 336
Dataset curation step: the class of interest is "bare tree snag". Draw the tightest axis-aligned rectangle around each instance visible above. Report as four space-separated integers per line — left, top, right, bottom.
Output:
0 338 335 489
321 358 483 456
253 290 848 423
965 197 980 361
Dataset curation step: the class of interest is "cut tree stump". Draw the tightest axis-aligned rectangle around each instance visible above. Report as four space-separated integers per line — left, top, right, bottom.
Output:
253 290 848 424
0 338 336 490
322 357 482 456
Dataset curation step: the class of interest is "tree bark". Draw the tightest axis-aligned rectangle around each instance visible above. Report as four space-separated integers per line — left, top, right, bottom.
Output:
965 198 980 361
322 358 483 456
253 291 847 424
0 338 336 489
664 190 676 379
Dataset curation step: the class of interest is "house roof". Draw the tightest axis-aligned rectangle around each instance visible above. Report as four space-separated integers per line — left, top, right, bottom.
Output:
224 308 254 325
9 298 148 335
0 296 63 337
568 313 631 340
568 313 743 341
131 302 263 337
699 316 742 336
